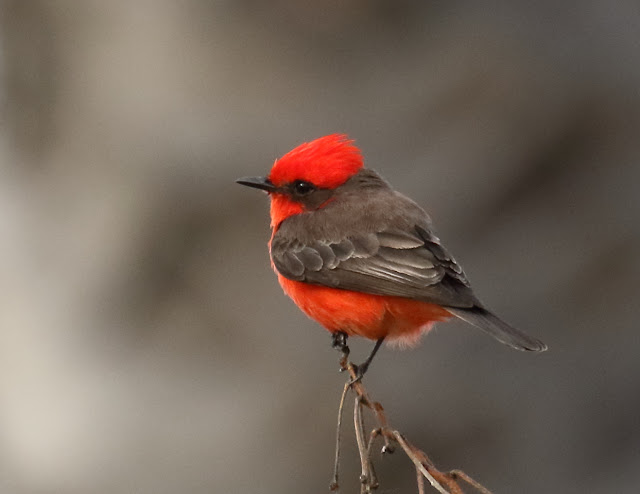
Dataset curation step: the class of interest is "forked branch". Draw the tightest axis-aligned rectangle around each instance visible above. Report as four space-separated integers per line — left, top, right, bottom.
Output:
330 360 493 494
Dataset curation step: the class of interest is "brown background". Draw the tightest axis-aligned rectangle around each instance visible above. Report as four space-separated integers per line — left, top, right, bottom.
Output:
1 2 639 493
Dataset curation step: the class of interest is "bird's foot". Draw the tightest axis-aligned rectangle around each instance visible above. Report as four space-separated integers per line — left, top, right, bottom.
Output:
331 331 351 371
331 331 349 353
346 361 370 385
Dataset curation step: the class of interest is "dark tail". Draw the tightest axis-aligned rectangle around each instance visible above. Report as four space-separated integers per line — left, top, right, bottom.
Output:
446 306 547 352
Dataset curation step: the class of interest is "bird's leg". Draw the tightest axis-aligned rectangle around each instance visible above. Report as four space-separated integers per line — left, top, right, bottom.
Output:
331 331 350 371
351 337 386 382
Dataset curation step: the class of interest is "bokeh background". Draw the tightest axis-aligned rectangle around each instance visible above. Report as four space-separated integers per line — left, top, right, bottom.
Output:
1 2 639 493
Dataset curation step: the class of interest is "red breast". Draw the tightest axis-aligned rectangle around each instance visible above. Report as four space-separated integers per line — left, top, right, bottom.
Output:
277 273 451 346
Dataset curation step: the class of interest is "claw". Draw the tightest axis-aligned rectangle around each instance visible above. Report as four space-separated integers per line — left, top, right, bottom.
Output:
347 363 367 385
331 331 349 353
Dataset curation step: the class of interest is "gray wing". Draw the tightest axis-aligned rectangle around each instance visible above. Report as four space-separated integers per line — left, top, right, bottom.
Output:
271 225 547 352
270 225 480 308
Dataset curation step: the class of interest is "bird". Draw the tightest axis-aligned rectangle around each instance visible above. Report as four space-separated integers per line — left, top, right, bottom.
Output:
237 134 547 376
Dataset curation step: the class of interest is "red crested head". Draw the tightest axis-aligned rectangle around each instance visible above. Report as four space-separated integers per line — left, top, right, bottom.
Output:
268 134 363 189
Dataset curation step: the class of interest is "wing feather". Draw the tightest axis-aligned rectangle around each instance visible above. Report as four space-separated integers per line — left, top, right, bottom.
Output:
271 226 479 308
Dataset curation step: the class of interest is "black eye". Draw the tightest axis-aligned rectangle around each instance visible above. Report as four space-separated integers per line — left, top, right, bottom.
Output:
292 180 315 196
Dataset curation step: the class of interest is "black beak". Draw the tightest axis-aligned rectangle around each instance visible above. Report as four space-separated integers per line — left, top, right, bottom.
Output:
236 176 278 193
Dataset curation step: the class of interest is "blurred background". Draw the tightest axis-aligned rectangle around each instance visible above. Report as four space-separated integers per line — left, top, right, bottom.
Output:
1 1 639 493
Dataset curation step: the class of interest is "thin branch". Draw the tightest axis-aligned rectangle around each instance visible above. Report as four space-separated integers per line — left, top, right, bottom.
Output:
354 395 379 492
449 470 495 494
365 428 382 473
393 431 459 494
330 382 351 491
417 464 426 494
329 359 494 494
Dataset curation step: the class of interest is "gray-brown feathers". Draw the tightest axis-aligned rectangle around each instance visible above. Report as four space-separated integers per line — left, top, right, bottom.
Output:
269 168 547 352
271 170 479 308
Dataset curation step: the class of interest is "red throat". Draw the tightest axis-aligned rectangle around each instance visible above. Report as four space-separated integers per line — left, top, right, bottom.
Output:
269 194 304 229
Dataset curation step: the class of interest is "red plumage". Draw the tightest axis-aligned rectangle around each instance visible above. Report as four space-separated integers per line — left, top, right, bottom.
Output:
277 274 451 347
238 134 547 358
269 134 363 189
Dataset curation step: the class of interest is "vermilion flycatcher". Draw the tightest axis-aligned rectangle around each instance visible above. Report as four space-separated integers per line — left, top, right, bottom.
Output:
238 134 546 375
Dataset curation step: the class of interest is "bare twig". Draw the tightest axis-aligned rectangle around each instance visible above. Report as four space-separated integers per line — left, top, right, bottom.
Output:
354 396 377 492
449 470 495 494
329 359 493 494
393 431 458 494
417 464 426 494
330 382 351 491
365 428 382 473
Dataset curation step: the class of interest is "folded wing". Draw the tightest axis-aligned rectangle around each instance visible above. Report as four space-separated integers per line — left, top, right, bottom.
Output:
271 224 546 352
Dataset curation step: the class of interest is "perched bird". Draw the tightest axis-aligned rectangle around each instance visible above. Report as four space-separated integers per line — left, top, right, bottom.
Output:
237 134 546 375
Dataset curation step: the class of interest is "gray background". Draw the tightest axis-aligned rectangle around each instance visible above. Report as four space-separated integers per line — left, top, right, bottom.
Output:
1 2 639 493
